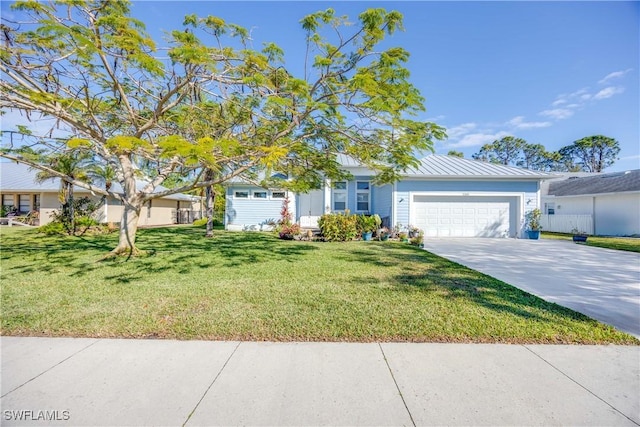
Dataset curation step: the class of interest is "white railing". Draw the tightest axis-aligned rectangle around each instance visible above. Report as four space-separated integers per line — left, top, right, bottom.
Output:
541 214 593 234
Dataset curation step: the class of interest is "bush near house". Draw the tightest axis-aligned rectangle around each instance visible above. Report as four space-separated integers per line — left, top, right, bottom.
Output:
318 211 358 241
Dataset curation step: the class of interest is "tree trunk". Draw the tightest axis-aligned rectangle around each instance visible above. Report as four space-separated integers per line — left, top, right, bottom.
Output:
68 182 75 234
205 184 214 238
111 202 141 256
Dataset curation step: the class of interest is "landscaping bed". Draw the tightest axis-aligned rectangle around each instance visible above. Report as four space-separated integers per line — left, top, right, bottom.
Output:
1 227 637 344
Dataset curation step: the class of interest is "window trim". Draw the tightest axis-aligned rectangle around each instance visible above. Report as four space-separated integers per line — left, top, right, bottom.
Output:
332 181 348 212
234 190 249 199
251 190 268 200
544 202 555 215
356 181 370 213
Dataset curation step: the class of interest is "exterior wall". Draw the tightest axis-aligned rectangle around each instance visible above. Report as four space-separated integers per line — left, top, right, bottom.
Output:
39 192 60 225
544 195 593 215
372 184 393 227
1 189 193 227
225 186 291 230
595 193 640 236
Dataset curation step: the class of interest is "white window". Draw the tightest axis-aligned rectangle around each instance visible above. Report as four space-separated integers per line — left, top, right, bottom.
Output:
545 202 555 215
271 191 286 199
252 191 268 199
234 191 249 199
332 181 347 211
19 194 30 213
2 195 14 210
356 181 370 212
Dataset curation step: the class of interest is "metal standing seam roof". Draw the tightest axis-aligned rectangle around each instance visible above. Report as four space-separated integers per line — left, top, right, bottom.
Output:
0 162 197 201
404 155 552 178
337 154 550 178
547 169 640 196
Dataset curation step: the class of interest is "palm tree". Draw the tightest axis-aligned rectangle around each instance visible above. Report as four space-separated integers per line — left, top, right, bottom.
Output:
34 150 93 233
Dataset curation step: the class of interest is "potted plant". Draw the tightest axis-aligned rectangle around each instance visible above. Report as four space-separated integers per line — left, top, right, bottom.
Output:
357 214 378 241
407 225 420 238
409 229 424 248
377 227 390 241
571 228 589 243
398 231 409 242
525 208 542 240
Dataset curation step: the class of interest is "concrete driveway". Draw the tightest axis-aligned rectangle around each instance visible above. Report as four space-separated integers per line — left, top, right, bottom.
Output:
422 238 640 338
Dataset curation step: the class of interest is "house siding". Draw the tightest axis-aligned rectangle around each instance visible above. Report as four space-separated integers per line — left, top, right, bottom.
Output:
542 192 640 236
595 193 640 236
225 186 288 230
372 184 393 227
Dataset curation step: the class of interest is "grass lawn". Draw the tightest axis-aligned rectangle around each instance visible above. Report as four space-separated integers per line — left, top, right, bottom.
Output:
542 232 640 253
1 226 637 344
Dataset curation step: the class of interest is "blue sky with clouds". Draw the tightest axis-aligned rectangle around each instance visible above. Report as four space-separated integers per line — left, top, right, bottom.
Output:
2 1 638 171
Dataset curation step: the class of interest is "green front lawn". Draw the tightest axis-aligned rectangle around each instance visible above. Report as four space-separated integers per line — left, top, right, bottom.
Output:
542 232 640 253
1 227 636 344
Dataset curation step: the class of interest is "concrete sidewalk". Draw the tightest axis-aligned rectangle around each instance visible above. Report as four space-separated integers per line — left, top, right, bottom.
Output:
1 337 639 426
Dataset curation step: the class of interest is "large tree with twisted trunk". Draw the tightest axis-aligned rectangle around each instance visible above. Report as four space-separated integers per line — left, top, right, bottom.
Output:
1 1 444 255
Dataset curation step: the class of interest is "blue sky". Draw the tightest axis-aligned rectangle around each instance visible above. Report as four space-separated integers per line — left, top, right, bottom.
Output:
2 1 638 172
131 1 639 171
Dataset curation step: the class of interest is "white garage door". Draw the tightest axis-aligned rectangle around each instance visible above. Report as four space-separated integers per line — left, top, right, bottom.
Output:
412 196 512 238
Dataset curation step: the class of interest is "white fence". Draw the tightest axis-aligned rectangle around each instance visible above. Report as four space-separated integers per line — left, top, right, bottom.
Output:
541 214 593 234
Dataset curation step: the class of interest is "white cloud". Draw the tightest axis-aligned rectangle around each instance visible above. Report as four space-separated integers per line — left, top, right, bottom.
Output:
552 99 567 106
449 131 510 148
598 69 632 84
593 86 625 100
445 122 476 139
580 94 592 101
539 108 574 120
426 115 446 122
507 116 552 129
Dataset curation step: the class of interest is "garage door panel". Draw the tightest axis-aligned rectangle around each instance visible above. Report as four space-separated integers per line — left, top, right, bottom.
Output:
412 196 514 238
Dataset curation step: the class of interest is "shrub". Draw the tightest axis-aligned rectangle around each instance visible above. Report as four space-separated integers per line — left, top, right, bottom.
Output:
318 211 358 242
357 214 378 234
38 221 66 235
279 223 301 240
193 218 208 227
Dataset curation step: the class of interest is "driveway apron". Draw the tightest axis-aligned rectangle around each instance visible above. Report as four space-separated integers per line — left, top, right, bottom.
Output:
422 238 640 338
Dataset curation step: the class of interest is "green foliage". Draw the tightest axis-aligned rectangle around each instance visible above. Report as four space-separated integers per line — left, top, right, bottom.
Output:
193 218 208 227
356 214 379 233
278 223 301 240
193 217 222 227
318 212 358 242
47 197 100 236
526 208 542 231
559 135 620 172
471 135 620 172
2 2 446 254
447 150 464 158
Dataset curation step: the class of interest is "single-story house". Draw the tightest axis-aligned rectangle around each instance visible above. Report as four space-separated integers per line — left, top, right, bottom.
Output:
541 169 640 236
225 155 551 238
0 162 200 226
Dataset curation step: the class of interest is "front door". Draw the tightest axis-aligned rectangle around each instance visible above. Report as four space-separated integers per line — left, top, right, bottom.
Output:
298 190 324 228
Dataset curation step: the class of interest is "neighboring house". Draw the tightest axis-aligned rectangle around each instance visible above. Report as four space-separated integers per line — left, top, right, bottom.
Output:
0 162 200 226
541 170 640 236
225 155 551 238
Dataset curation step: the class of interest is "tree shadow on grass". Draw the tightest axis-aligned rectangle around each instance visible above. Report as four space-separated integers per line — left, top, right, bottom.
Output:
0 227 317 282
337 242 615 334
